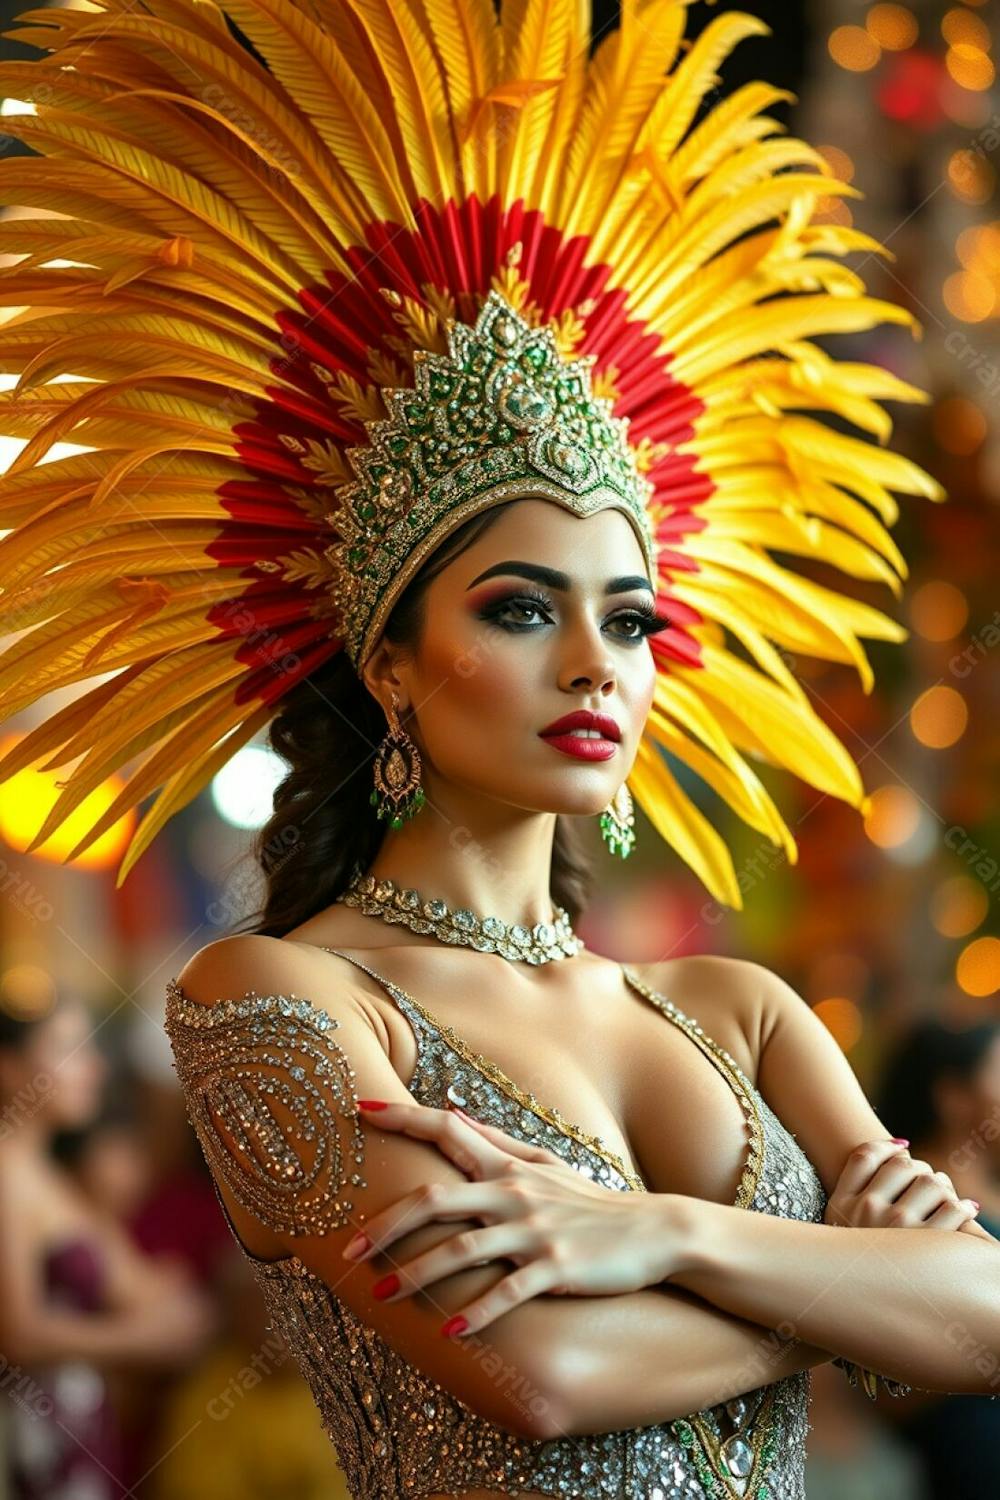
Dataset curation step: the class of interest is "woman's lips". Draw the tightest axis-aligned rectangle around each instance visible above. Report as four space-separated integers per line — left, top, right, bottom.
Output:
539 731 619 762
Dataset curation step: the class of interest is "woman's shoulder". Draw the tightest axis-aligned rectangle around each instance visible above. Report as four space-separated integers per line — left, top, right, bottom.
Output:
626 952 777 1079
170 930 389 1038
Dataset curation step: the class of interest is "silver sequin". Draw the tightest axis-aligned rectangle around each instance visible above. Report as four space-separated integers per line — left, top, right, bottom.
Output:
164 953 832 1499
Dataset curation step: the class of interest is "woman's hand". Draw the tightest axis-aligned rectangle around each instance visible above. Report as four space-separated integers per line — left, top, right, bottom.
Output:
341 1100 685 1337
824 1139 981 1232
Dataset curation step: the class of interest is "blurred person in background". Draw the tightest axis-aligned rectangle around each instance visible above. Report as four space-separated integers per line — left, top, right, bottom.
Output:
0 987 218 1500
868 1018 1000 1500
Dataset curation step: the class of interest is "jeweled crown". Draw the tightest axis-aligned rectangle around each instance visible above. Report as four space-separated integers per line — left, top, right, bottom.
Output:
326 290 657 668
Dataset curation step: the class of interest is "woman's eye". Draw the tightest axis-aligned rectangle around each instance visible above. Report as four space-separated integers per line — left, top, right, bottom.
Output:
482 597 665 642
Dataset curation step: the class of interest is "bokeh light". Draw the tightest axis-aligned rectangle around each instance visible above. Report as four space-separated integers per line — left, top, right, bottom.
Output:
864 785 922 848
909 578 970 639
813 997 864 1050
909 685 969 748
945 43 995 91
867 4 919 51
955 936 1000 997
917 573 971 639
941 9 991 51
816 144 855 182
829 25 881 71
946 148 996 205
0 734 135 871
943 268 996 317
210 744 287 830
930 874 989 938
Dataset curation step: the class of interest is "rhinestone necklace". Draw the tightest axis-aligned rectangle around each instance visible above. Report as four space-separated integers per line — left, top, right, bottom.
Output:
335 872 584 964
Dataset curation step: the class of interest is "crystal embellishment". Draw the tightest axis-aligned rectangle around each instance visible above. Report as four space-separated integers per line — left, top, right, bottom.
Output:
325 289 657 668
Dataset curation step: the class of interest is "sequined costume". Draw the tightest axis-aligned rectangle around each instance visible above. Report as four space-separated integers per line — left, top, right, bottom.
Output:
165 947 828 1500
0 0 934 1482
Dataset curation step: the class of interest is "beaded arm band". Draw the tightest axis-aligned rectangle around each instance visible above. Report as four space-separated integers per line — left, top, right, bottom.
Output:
163 980 370 1237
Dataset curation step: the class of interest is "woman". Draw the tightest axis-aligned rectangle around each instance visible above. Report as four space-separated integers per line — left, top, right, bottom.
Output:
0 1 996 1497
164 491 998 1500
0 989 216 1500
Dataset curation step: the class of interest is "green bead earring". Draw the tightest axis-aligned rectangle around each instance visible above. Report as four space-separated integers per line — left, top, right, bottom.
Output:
370 689 425 829
599 781 636 859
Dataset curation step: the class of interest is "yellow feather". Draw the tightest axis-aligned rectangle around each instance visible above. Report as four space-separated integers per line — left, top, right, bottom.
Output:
630 738 745 908
113 700 276 885
201 0 415 222
339 0 456 205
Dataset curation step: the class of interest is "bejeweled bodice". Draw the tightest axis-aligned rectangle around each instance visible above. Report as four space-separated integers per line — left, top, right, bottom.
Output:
164 949 828 1500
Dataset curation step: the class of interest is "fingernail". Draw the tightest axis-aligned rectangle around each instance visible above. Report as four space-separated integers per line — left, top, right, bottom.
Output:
342 1233 370 1261
372 1273 399 1300
890 1137 909 1146
440 1315 469 1339
357 1099 388 1111
970 1200 981 1211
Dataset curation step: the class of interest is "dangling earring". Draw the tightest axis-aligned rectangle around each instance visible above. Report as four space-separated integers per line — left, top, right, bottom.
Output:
600 782 635 859
370 689 425 829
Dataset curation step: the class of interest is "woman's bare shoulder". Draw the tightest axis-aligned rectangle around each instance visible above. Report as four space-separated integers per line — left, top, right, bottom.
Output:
627 952 774 1077
173 932 389 1038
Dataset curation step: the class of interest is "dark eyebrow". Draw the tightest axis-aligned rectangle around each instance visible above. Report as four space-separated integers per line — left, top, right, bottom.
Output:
466 561 654 595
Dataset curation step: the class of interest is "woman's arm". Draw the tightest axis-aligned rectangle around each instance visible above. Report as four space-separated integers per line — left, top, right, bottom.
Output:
662 1192 999 1396
624 957 1000 1395
169 936 837 1442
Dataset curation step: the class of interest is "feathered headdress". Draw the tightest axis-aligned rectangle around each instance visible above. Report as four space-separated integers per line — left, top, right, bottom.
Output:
0 0 944 902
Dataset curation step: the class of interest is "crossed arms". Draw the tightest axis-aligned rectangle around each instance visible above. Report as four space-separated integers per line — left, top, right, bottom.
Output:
167 937 1000 1442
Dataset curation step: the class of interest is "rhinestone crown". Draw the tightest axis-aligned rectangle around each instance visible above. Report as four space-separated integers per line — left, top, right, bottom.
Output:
325 290 657 668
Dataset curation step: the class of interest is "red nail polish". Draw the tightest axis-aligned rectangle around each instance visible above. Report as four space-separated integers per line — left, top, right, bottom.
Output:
372 1273 399 1300
890 1137 909 1146
357 1099 388 1110
440 1315 468 1339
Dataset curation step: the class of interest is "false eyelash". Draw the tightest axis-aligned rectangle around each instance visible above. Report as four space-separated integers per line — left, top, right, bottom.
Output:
480 586 672 639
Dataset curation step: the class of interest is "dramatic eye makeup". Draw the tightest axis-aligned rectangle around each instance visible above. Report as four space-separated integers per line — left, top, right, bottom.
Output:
465 561 671 643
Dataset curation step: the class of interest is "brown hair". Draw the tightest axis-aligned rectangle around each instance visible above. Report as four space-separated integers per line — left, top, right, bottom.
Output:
235 503 595 938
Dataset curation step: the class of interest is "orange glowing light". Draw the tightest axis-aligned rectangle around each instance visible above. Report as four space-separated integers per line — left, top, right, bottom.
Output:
942 9 991 50
867 4 919 50
930 875 988 938
909 685 968 748
816 144 855 182
956 936 1000 997
0 732 135 871
946 43 995 90
943 268 996 318
813 998 864 1050
910 578 970 638
863 785 921 848
829 25 881 71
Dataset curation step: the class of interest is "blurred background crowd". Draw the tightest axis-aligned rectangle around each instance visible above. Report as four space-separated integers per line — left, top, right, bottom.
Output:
0 0 997 1496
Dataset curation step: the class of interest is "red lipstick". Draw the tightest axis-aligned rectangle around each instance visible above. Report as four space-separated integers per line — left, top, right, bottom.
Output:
538 709 620 762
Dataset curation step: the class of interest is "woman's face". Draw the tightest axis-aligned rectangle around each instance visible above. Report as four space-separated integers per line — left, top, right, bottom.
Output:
377 498 663 820
0 1002 107 1133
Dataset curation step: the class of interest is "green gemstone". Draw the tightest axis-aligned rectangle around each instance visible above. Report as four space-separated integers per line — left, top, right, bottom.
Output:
500 382 553 427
